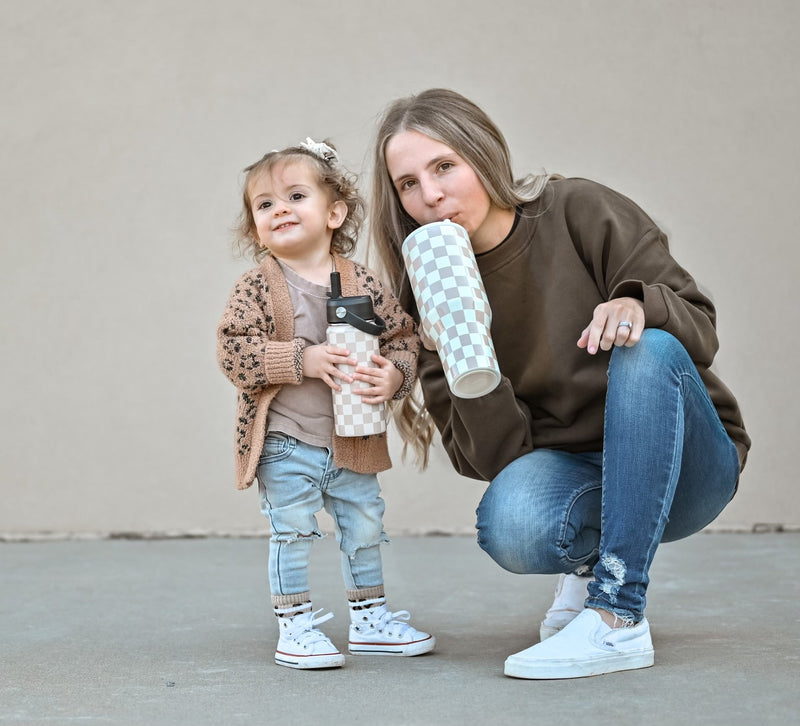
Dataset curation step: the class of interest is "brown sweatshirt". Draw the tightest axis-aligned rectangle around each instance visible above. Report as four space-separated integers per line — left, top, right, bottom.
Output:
217 254 419 489
416 178 750 481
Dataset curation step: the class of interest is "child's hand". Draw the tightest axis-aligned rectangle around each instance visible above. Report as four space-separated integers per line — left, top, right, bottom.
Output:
351 354 403 404
302 344 356 391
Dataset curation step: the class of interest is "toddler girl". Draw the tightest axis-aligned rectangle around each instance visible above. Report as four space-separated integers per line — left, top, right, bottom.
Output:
217 138 434 669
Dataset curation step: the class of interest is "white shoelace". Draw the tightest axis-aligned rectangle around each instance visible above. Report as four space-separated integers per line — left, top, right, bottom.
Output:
374 609 412 637
283 609 335 644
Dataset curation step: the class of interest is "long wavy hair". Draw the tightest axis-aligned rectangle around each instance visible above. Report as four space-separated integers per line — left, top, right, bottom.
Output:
369 88 560 468
234 142 365 263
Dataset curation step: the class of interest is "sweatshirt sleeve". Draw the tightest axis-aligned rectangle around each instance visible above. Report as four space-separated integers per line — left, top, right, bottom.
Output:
567 181 719 366
418 346 534 481
216 270 305 393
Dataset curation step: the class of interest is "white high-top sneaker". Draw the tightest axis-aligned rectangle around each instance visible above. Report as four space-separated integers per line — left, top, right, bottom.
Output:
275 609 345 670
348 598 435 656
539 573 591 641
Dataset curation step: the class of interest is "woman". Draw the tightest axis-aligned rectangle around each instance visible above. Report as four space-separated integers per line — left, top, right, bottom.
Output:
369 88 750 679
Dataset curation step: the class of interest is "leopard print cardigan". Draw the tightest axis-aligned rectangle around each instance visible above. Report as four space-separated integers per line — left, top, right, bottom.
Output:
217 254 419 489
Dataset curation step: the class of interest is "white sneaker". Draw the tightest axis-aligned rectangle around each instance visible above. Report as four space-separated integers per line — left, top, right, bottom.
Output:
505 609 654 679
348 601 435 656
275 609 345 670
539 573 591 641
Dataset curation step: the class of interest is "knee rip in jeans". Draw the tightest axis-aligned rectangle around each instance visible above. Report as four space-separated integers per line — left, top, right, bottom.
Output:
343 534 389 559
272 529 324 544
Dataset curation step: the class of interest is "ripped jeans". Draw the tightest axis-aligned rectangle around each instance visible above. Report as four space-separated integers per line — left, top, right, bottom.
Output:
476 330 740 623
256 432 388 596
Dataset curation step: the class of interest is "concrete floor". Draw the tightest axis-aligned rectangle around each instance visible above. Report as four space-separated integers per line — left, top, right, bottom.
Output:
1 532 798 725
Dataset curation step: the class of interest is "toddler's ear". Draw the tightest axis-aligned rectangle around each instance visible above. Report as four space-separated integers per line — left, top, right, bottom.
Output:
328 200 348 230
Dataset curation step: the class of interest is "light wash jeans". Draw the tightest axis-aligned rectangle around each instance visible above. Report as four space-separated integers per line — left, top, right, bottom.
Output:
256 433 388 596
476 329 740 623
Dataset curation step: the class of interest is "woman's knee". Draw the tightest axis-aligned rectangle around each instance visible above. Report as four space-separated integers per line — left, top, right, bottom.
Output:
476 450 603 575
476 479 556 574
611 328 691 377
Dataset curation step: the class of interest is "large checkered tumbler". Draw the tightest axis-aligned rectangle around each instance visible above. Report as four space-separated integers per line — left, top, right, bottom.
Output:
402 220 501 398
326 272 388 437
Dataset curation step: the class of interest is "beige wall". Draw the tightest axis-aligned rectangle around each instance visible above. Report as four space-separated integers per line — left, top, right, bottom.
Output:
2 1 798 538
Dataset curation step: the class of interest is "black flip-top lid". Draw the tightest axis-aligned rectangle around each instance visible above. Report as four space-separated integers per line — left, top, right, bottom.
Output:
327 272 386 335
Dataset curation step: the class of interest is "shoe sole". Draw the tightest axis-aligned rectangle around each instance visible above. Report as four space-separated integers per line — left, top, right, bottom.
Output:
349 635 435 657
275 652 345 669
504 650 654 679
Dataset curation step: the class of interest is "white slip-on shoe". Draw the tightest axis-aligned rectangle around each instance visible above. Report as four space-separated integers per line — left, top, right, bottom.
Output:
275 609 345 670
505 609 654 679
348 601 435 656
539 573 591 640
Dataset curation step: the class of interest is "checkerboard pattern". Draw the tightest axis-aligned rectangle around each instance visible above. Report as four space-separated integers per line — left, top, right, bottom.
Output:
402 222 501 398
326 324 387 437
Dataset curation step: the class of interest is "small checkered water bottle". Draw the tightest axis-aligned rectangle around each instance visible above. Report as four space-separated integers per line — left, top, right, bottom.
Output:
326 272 387 437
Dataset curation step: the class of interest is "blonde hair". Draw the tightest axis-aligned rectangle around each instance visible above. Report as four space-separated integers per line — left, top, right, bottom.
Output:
369 88 560 468
234 142 365 263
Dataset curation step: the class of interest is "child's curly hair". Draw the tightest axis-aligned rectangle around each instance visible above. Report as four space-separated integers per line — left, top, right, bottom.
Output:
233 141 365 263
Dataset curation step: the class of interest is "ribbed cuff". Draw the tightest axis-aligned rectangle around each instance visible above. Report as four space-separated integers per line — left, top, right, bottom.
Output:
346 585 385 603
391 359 416 400
263 339 306 385
271 591 311 613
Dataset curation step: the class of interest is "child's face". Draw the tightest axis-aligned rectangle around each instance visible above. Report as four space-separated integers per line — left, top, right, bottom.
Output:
248 159 346 263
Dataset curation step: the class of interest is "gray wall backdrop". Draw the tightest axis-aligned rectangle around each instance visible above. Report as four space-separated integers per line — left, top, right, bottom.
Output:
2 1 798 538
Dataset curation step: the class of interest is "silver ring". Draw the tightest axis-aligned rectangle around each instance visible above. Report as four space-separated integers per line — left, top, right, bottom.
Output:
617 321 633 329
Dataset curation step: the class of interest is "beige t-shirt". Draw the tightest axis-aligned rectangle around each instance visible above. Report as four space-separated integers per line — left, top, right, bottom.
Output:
267 261 334 448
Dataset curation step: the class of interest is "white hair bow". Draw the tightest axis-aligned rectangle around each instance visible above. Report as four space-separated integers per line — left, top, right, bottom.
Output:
300 137 338 164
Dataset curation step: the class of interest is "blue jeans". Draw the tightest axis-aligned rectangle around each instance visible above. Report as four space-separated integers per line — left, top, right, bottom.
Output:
476 329 740 623
256 433 388 596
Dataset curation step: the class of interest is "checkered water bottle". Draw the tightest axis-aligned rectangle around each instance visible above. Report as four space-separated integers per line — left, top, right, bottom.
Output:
326 272 388 437
402 220 501 398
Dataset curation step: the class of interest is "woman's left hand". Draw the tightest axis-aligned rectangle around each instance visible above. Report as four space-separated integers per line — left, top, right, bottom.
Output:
351 353 403 404
577 297 645 355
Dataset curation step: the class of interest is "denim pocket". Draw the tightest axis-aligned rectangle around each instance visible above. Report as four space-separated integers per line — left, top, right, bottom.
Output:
259 432 295 464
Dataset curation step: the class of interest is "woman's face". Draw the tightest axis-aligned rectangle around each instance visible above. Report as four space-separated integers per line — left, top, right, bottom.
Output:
384 130 514 253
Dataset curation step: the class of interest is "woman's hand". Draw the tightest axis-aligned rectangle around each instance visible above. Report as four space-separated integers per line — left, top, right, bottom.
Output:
302 344 356 391
351 354 404 404
577 297 645 355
